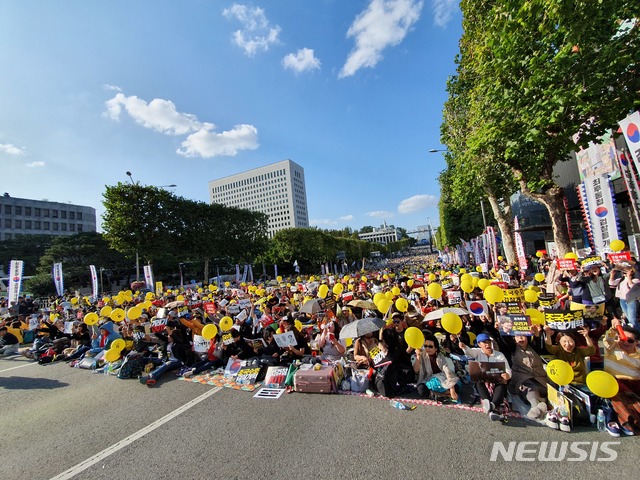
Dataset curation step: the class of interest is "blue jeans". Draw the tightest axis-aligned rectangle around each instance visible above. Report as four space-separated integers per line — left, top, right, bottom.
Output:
149 359 183 380
619 299 639 330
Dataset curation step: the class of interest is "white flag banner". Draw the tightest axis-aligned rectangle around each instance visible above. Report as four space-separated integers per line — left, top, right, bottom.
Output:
274 264 278 279
235 264 240 284
248 265 253 283
619 111 640 175
582 174 620 253
514 216 528 273
52 262 64 296
143 265 154 291
241 265 248 283
90 265 99 299
8 260 24 306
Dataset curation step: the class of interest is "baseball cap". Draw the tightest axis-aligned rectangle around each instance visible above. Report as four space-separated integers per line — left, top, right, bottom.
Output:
476 333 491 343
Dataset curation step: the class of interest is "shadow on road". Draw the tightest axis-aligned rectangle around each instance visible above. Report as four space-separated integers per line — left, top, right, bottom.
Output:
0 376 69 390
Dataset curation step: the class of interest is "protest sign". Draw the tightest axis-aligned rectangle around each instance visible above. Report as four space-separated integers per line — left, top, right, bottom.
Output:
264 366 289 388
221 332 235 346
466 299 488 317
497 315 532 336
253 388 285 399
538 293 560 308
273 331 297 348
446 290 462 305
151 318 167 333
193 335 209 353
556 258 577 270
235 366 261 385
544 309 585 331
609 251 631 263
469 361 506 383
64 321 74 334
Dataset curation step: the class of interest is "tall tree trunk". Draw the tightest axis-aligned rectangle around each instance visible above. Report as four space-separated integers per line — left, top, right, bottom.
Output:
519 181 572 257
486 193 516 264
203 257 209 286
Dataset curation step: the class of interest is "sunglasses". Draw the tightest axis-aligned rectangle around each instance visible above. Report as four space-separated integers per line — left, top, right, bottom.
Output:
424 344 436 349
393 320 401 324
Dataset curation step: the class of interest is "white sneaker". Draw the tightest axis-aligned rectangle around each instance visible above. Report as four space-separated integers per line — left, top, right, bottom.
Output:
481 399 492 414
527 407 541 420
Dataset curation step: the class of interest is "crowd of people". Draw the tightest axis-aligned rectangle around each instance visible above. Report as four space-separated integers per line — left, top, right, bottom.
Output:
1 251 639 435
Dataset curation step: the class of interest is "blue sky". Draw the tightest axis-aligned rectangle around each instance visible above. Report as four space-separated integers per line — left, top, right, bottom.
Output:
0 0 461 234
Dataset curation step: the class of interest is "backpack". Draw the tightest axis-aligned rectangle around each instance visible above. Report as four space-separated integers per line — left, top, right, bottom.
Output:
117 353 146 379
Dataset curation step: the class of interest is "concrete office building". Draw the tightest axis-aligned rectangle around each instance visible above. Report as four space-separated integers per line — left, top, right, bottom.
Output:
0 194 97 241
208 159 309 238
358 222 402 245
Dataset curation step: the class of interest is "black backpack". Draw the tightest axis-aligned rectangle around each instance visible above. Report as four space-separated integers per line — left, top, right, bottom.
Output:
117 352 146 379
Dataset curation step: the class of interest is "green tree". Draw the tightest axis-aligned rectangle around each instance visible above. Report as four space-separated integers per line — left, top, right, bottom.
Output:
0 234 55 276
460 0 640 255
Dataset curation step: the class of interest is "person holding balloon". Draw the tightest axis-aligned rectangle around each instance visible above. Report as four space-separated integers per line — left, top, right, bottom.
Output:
543 325 595 385
604 319 640 396
413 334 459 402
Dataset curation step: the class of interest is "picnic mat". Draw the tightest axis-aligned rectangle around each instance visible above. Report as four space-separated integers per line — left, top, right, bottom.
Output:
179 373 262 392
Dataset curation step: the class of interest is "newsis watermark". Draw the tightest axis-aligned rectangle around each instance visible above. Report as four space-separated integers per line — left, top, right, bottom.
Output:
490 441 621 462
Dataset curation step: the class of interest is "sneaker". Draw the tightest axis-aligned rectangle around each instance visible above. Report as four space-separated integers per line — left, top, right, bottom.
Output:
546 412 559 430
620 423 636 436
559 416 571 432
481 399 493 414
536 401 548 414
365 389 375 397
489 411 505 422
183 370 194 379
146 377 156 387
606 422 621 437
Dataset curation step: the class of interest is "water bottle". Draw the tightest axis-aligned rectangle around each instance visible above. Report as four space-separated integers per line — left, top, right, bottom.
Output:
390 400 415 410
596 409 606 432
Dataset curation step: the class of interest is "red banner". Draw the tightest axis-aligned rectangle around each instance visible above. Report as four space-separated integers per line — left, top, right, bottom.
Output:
608 252 631 263
556 258 577 270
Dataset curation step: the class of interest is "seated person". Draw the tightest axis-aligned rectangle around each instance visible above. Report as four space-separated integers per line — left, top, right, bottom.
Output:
279 315 310 362
184 334 225 378
459 333 512 421
604 320 640 396
315 320 346 360
60 323 92 360
352 332 378 369
88 321 122 357
140 329 196 387
256 327 282 365
221 328 257 364
0 326 20 356
543 325 595 385
414 334 459 402
507 326 548 419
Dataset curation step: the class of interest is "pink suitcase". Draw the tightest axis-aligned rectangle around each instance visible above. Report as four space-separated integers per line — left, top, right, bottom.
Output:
294 365 336 393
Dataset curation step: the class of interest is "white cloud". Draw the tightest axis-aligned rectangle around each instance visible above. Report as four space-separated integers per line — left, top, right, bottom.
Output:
398 194 438 213
310 218 337 226
178 124 259 158
339 0 424 78
223 3 281 56
103 84 122 92
282 48 321 73
25 161 45 168
367 210 394 218
339 215 354 221
105 92 259 158
431 0 457 28
0 143 26 156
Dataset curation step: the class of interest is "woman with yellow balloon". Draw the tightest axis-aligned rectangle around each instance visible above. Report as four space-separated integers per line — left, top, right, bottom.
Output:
543 324 595 385
413 333 459 402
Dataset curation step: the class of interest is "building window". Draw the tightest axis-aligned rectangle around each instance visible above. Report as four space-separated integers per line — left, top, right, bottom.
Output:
4 219 11 228
77 224 83 232
43 222 50 230
61 223 67 231
52 210 58 218
77 212 83 220
15 206 22 215
53 222 59 231
15 220 22 229
4 205 11 214
43 209 49 217
25 207 31 216
34 221 41 229
35 208 41 217
69 223 75 232
25 220 32 230
61 211 67 219
69 211 75 220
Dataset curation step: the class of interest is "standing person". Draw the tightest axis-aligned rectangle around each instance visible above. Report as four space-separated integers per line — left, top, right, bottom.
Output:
609 265 640 330
578 262 614 320
459 333 512 422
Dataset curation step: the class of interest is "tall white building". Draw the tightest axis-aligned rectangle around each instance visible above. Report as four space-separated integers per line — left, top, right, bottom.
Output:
358 222 402 245
208 159 309 238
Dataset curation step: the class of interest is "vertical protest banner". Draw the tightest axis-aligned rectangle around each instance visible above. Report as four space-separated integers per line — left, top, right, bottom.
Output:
582 174 620 253
241 264 248 283
143 265 154 291
155 281 163 298
8 260 24 306
619 111 640 177
52 262 64 296
89 265 99 300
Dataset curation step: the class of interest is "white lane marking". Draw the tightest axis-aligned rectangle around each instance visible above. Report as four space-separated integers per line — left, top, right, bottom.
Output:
50 386 222 480
0 362 38 374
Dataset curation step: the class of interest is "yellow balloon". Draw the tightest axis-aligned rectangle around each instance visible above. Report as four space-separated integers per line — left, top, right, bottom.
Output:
609 239 625 252
145 292 155 300
395 298 408 312
460 282 474 293
564 252 578 260
385 291 395 301
84 312 99 326
361 276 368 282
534 273 545 282
526 308 545 325
476 266 483 273
459 268 467 274
460 274 473 284
483 285 504 305
529 285 541 293
219 316 233 332
277 276 283 283
586 370 619 398
441 312 462 334
373 292 385 306
102 296 111 304
407 279 414 287
201 324 218 340
318 284 329 299
524 289 539 303
467 332 477 344
71 297 79 305
100 305 112 318
547 359 574 386
427 283 443 299
127 306 142 320
477 279 491 291
332 283 344 295
404 327 424 349
428 273 436 281
345 337 353 347
110 308 126 323
104 348 120 363
295 319 303 332
391 286 401 296
472 277 480 288
377 299 392 314
110 339 125 351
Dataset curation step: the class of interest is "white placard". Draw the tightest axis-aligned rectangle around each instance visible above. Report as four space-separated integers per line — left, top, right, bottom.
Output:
193 335 210 353
273 331 297 348
253 388 285 399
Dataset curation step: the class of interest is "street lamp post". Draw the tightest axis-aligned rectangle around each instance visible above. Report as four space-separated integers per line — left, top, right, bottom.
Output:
124 172 177 282
99 267 104 294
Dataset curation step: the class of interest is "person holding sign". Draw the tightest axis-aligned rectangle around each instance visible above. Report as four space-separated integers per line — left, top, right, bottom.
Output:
543 325 595 385
609 265 640 331
459 333 512 422
353 332 378 369
279 315 310 362
414 334 459 402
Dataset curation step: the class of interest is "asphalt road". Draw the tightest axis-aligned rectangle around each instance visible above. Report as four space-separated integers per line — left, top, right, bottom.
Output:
1 355 638 480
